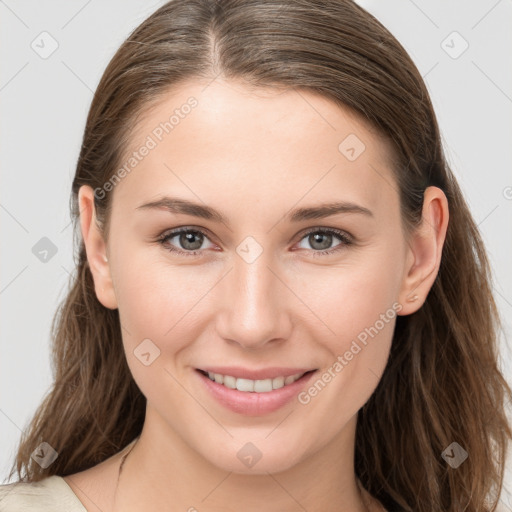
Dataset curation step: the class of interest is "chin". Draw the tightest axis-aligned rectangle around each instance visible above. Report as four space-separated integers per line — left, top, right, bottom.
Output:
201 438 308 475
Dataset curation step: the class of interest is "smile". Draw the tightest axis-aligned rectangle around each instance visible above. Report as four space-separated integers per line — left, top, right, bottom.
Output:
196 368 318 415
198 369 310 393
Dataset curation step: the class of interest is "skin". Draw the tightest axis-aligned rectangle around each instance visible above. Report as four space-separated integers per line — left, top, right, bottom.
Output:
64 78 448 512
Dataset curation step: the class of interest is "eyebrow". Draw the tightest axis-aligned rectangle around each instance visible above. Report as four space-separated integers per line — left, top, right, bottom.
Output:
136 196 373 225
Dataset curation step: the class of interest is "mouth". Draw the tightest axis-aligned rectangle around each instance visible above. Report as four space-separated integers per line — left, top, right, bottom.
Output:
196 368 317 393
195 367 318 415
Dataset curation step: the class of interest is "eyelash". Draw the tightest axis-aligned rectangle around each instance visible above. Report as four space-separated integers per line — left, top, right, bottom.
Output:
156 226 353 258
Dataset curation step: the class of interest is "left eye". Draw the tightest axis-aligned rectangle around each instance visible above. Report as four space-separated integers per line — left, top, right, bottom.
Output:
158 228 214 255
158 227 352 257
296 228 352 254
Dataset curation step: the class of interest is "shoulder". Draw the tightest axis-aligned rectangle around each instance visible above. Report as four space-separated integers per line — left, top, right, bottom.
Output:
0 475 86 512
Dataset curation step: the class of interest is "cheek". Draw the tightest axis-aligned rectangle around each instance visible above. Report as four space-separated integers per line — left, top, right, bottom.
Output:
114 263 205 341
111 245 222 381
113 230 404 353
296 286 398 443
113 261 208 407
296 244 404 345
293 243 403 409
113 227 403 363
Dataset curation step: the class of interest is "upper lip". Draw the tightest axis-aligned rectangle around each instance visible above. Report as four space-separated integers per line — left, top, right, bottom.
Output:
198 366 316 380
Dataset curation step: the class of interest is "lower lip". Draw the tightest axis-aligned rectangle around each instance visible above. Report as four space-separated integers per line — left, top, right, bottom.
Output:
196 370 316 416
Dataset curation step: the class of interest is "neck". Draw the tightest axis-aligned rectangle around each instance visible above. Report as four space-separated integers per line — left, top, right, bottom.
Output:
112 407 377 512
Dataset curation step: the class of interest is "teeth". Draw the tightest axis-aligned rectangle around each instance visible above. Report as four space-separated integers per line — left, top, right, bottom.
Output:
284 375 296 385
204 371 306 393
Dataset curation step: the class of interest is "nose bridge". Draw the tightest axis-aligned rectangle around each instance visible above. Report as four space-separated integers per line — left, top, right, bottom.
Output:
216 241 290 349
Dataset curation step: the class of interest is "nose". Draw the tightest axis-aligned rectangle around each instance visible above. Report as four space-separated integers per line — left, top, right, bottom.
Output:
215 246 292 350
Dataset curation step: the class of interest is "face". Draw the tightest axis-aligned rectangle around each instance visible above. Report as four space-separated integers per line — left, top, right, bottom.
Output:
85 78 417 474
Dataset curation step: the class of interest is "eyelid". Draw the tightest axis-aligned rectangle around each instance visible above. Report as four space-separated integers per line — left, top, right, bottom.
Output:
297 226 353 243
157 225 353 243
156 224 354 257
158 225 218 243
157 226 218 253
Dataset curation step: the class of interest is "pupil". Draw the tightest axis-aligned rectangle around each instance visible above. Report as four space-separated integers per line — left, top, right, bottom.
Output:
311 233 331 250
181 232 202 250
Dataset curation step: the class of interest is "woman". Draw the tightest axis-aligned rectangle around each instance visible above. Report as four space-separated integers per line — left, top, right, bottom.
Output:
1 0 510 511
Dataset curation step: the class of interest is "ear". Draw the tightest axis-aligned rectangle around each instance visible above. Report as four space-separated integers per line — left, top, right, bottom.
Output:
78 185 118 310
397 186 449 316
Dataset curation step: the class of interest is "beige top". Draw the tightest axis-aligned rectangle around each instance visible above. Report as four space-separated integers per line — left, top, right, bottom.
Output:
1 473 509 511
0 475 86 511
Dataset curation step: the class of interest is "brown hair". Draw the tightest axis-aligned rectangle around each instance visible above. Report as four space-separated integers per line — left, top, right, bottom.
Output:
8 1 511 510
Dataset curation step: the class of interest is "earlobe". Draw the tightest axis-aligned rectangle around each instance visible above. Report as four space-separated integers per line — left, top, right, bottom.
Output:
397 186 449 316
78 185 118 310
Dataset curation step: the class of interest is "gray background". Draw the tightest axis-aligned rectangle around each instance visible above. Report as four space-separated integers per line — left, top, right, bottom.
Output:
1 0 511 506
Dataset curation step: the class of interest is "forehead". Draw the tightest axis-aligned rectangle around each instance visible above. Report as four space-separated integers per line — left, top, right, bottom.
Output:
111 78 399 220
